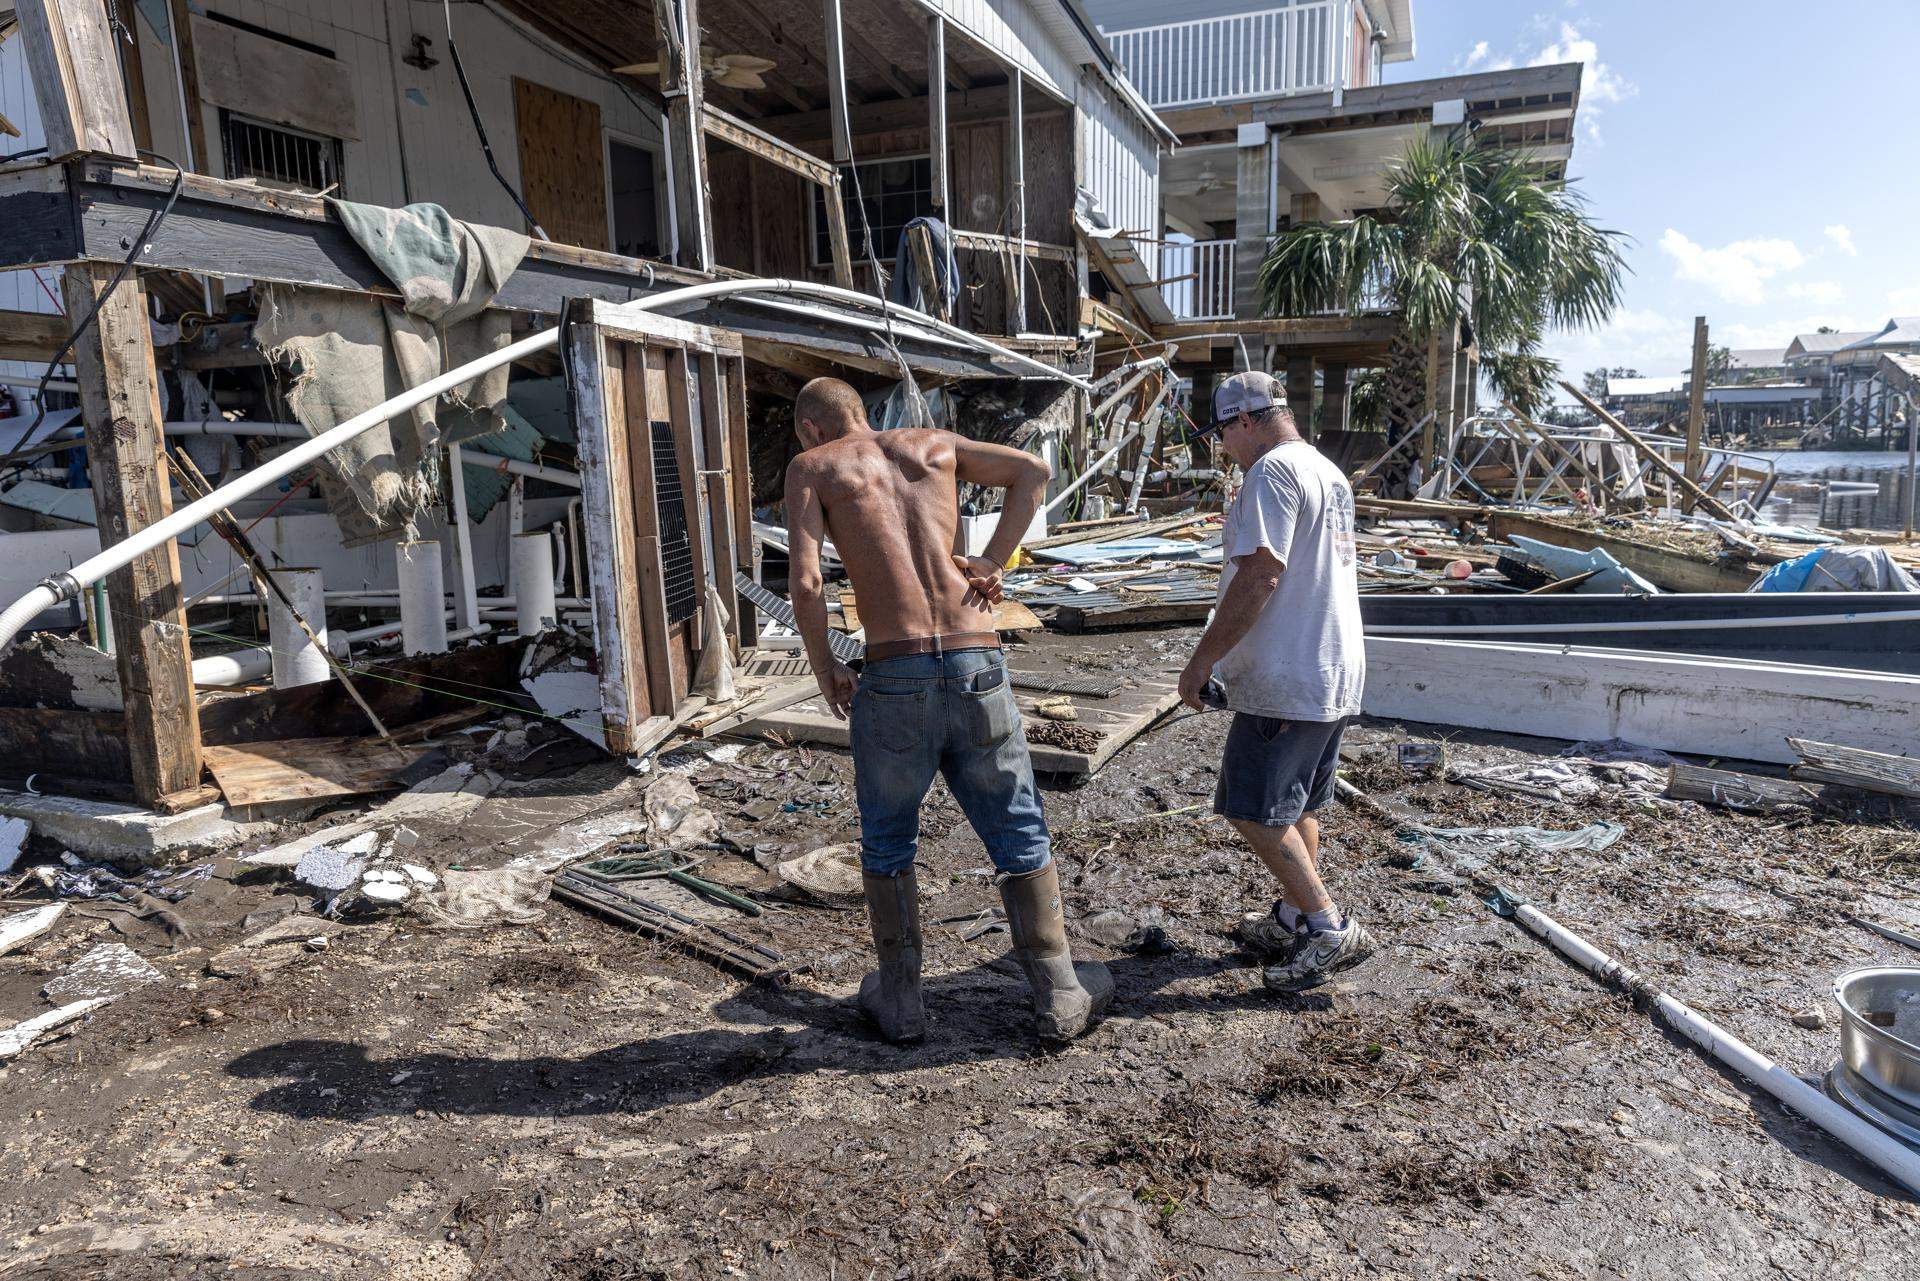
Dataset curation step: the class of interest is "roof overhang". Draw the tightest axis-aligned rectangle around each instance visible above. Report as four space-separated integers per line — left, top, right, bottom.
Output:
1362 0 1415 63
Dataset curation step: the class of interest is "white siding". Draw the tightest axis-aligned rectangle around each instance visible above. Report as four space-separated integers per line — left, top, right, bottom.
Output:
1076 70 1158 238
921 0 1075 100
0 32 58 390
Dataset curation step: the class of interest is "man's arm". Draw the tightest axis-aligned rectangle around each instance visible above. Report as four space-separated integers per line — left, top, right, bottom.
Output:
951 435 1052 603
1177 548 1284 710
783 458 857 718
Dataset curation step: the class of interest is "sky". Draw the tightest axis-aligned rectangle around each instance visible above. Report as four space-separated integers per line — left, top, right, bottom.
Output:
1383 0 1920 395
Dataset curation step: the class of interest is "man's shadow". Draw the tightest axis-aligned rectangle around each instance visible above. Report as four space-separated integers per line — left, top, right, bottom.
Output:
227 945 1325 1121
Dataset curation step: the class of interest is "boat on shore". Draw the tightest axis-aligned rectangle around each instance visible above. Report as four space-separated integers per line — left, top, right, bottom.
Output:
1362 591 1920 674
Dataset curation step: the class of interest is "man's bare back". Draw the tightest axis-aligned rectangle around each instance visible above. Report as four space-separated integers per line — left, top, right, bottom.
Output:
792 428 979 645
785 382 1051 715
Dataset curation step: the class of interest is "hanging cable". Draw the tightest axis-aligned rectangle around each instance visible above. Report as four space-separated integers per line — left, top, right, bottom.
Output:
441 0 548 240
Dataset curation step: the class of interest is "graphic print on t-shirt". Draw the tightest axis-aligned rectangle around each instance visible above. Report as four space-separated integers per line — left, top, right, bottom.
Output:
1327 482 1356 568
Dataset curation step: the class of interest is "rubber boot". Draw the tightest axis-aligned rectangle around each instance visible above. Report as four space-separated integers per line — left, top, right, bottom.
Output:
999 862 1114 1043
857 870 925 1043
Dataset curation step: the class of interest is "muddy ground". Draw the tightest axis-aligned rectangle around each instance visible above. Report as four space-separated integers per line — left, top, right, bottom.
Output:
3 625 1919 1279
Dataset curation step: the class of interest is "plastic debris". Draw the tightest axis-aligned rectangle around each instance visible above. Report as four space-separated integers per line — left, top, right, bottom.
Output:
44 942 163 1003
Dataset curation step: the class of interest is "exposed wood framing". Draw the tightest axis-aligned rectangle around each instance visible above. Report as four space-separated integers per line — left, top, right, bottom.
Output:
757 83 1060 151
1006 68 1026 333
700 106 836 186
565 298 747 757
62 263 203 805
654 0 714 270
18 0 135 158
1562 382 1739 522
0 308 69 363
927 15 949 216
164 0 210 172
949 228 1074 262
1684 315 1708 511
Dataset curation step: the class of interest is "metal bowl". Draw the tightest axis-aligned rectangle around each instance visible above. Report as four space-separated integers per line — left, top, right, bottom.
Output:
1832 966 1920 1114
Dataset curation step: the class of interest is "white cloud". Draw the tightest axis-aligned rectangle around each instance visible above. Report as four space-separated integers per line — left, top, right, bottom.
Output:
1659 230 1806 306
1543 308 1692 385
1458 20 1635 145
1787 280 1844 305
1887 286 1920 315
1824 225 1857 256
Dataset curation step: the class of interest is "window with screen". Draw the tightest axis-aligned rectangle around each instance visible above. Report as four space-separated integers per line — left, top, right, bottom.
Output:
811 155 935 266
221 111 344 195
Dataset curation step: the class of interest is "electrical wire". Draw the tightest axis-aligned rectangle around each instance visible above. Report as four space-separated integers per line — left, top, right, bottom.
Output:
441 0 548 239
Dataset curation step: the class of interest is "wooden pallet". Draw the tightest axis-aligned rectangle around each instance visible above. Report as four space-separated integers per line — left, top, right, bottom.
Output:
735 668 1184 777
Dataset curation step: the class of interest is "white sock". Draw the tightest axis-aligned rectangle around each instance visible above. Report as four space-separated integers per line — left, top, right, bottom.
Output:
1304 906 1342 935
1274 901 1303 931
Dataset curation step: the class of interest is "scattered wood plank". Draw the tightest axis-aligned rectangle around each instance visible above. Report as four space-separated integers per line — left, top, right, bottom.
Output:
203 736 430 806
1666 763 1819 812
1787 739 1920 800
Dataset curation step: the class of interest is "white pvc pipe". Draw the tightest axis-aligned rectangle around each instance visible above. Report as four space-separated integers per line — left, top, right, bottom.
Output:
396 541 449 656
267 567 329 689
191 615 487 687
0 277 1085 655
1507 898 1920 1198
512 531 557 637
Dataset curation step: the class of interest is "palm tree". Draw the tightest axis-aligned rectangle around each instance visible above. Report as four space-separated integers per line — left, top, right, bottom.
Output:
1259 134 1626 430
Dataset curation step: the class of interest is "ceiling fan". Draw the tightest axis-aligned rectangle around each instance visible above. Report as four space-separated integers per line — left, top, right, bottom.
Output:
615 52 779 91
1162 164 1225 197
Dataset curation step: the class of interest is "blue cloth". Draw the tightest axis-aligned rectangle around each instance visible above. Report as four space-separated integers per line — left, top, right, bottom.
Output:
848 647 1051 878
886 216 959 314
1750 547 1828 592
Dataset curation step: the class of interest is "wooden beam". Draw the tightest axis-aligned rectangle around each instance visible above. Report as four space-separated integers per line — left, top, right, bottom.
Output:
18 0 136 158
1684 315 1708 512
62 262 202 806
1150 314 1401 345
927 15 948 216
821 0 859 291
700 105 836 186
655 0 714 270
1007 68 1025 333
165 0 210 173
950 227 1074 262
0 307 69 363
754 82 1054 149
1561 381 1740 522
694 9 819 114
843 23 922 102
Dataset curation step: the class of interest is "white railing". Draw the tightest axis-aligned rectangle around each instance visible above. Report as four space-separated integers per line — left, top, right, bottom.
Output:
1159 239 1236 321
1104 2 1342 111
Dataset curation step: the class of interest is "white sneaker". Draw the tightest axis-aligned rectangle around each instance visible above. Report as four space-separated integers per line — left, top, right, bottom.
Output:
1236 906 1306 960
1262 916 1376 993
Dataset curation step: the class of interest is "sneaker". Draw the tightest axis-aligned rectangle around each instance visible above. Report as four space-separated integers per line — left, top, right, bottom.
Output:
1262 916 1376 993
1236 905 1306 961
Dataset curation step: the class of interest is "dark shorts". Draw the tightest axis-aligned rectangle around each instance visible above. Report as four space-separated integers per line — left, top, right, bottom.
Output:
1213 714 1348 827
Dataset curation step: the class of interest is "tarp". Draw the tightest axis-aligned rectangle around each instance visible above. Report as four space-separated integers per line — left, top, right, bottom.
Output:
255 201 528 545
1750 545 1920 593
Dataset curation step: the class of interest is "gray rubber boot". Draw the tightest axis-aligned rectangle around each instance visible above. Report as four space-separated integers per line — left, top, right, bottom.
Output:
857 870 926 1043
999 862 1114 1043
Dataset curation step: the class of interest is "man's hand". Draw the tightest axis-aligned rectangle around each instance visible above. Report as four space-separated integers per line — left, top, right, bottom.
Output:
818 661 858 720
952 554 1006 609
1178 654 1212 712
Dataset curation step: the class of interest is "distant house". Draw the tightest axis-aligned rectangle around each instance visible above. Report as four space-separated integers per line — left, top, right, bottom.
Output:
1079 0 1584 438
1827 318 1920 444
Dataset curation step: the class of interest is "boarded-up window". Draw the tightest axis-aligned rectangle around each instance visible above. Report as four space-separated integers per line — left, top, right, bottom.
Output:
513 78 609 250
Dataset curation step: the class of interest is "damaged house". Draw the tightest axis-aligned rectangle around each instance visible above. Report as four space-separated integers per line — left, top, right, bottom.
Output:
0 0 1177 814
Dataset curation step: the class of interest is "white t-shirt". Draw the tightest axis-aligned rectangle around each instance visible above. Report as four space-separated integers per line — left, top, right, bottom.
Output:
1209 440 1364 721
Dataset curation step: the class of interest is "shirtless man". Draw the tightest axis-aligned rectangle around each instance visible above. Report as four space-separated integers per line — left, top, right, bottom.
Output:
784 377 1112 1045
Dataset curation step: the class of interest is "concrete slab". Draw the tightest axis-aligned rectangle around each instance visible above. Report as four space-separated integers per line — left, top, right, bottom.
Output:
0 790 269 865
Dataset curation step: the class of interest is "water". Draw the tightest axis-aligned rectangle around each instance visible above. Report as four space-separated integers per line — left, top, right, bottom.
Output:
1735 450 1918 532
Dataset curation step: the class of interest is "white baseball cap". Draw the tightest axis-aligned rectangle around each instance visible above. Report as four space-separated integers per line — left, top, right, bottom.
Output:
1208 370 1279 432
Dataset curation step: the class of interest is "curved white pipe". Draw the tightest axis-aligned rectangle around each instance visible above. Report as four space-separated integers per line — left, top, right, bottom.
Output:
1 277 1083 655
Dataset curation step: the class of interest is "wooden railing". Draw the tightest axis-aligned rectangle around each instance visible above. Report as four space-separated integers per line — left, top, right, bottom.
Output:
1103 2 1343 111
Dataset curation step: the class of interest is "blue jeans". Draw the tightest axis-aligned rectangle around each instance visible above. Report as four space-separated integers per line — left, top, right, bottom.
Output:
848 647 1052 878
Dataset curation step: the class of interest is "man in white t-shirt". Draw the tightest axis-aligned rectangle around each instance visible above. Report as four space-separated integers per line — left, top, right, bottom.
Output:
1177 371 1374 992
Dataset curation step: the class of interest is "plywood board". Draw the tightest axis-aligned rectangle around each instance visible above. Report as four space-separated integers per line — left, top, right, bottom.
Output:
735 669 1183 777
203 737 429 806
514 78 609 250
190 15 359 141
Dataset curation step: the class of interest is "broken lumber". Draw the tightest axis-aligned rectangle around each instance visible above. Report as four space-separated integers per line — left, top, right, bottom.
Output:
1665 763 1818 812
1787 739 1920 800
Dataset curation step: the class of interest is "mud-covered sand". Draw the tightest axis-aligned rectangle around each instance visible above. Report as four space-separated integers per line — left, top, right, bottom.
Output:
2 627 1918 1279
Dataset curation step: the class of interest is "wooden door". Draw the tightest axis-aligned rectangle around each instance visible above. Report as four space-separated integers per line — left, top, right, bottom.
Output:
513 78 609 250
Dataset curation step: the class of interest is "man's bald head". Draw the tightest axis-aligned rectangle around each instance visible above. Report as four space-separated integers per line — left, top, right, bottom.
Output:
794 377 868 449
